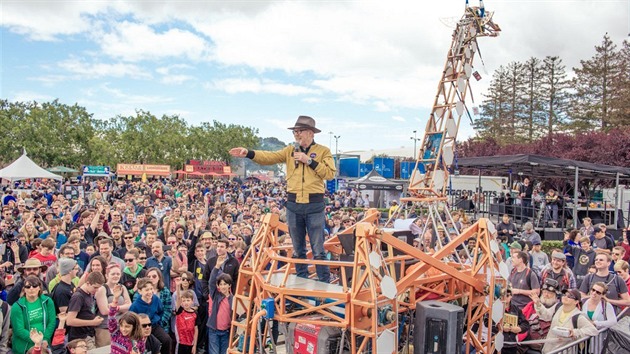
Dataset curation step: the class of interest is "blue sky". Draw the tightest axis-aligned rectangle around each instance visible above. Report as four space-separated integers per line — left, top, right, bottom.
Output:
1 0 628 154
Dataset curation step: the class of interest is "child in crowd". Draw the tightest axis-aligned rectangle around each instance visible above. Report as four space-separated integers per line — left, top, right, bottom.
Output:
207 255 234 354
173 287 199 354
129 278 169 354
109 284 145 354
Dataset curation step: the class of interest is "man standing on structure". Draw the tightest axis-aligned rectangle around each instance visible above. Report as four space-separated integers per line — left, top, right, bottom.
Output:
229 116 336 283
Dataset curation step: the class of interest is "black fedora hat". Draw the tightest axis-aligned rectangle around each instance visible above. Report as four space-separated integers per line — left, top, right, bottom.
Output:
287 115 321 133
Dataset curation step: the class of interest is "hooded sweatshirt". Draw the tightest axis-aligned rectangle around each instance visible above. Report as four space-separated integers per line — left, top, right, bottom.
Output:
10 295 56 354
129 294 163 326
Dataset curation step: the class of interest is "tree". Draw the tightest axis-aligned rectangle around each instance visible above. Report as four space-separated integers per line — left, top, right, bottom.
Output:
521 57 546 141
475 65 509 142
504 61 527 140
0 99 95 167
612 39 630 127
570 34 623 131
540 56 571 136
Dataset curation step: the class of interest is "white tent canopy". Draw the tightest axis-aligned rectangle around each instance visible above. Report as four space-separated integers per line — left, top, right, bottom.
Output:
0 151 63 182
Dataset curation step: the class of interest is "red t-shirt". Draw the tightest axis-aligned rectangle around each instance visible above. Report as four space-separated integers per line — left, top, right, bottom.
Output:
175 308 198 346
31 253 57 271
208 296 232 331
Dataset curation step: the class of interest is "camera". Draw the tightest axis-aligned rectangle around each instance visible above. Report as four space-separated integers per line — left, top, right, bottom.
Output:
1 219 18 242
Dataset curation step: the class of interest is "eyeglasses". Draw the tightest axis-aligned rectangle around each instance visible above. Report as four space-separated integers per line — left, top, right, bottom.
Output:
139 257 147 261
149 275 158 279
591 288 604 295
76 344 88 349
125 258 135 263
124 236 134 240
141 323 152 328
292 129 307 135
24 284 40 289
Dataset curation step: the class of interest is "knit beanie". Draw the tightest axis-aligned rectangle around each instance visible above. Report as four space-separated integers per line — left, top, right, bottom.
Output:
59 258 77 276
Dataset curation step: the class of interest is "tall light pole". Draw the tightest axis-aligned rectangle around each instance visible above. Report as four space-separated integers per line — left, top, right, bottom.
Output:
329 131 333 150
334 135 340 192
410 130 420 160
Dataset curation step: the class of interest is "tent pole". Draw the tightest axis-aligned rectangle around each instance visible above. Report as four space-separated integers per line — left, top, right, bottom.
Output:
615 172 620 229
573 167 579 229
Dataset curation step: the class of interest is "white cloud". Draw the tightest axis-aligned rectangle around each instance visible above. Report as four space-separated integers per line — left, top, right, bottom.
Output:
97 22 211 62
0 1 110 41
209 78 319 96
392 116 406 122
58 58 151 79
156 64 196 84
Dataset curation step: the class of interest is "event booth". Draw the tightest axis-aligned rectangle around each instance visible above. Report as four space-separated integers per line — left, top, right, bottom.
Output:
348 170 404 208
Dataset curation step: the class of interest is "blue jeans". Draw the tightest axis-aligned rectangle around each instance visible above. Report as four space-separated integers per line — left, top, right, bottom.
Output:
208 327 229 354
285 201 330 283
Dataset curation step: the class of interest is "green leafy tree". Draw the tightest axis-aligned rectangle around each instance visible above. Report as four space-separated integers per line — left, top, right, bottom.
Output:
540 56 571 136
570 34 623 131
475 65 509 141
521 57 546 141
0 99 95 167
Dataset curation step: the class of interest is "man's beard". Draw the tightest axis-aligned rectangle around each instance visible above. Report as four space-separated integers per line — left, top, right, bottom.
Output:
541 296 558 308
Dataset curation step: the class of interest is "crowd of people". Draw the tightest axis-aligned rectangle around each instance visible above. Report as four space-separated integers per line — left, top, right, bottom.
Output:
411 213 630 354
2 167 630 354
0 176 321 354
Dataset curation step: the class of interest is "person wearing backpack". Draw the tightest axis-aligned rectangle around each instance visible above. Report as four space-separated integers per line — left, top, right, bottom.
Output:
509 251 541 310
582 281 618 352
539 251 576 295
579 252 630 311
531 289 598 354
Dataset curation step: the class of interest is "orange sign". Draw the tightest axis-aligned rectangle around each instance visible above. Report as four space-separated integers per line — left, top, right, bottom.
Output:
223 166 232 174
117 164 171 176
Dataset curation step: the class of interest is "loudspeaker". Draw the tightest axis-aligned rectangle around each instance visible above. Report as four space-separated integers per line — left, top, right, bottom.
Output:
414 301 464 354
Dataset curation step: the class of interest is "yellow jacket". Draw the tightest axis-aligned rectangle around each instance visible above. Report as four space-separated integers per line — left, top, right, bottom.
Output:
249 143 336 203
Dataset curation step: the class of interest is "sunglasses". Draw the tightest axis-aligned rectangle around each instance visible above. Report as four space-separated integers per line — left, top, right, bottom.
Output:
24 284 40 289
125 259 135 262
141 323 152 328
591 288 604 295
562 293 577 300
139 257 147 261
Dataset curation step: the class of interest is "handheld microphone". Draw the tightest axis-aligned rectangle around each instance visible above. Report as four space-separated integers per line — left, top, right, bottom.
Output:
293 142 300 168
